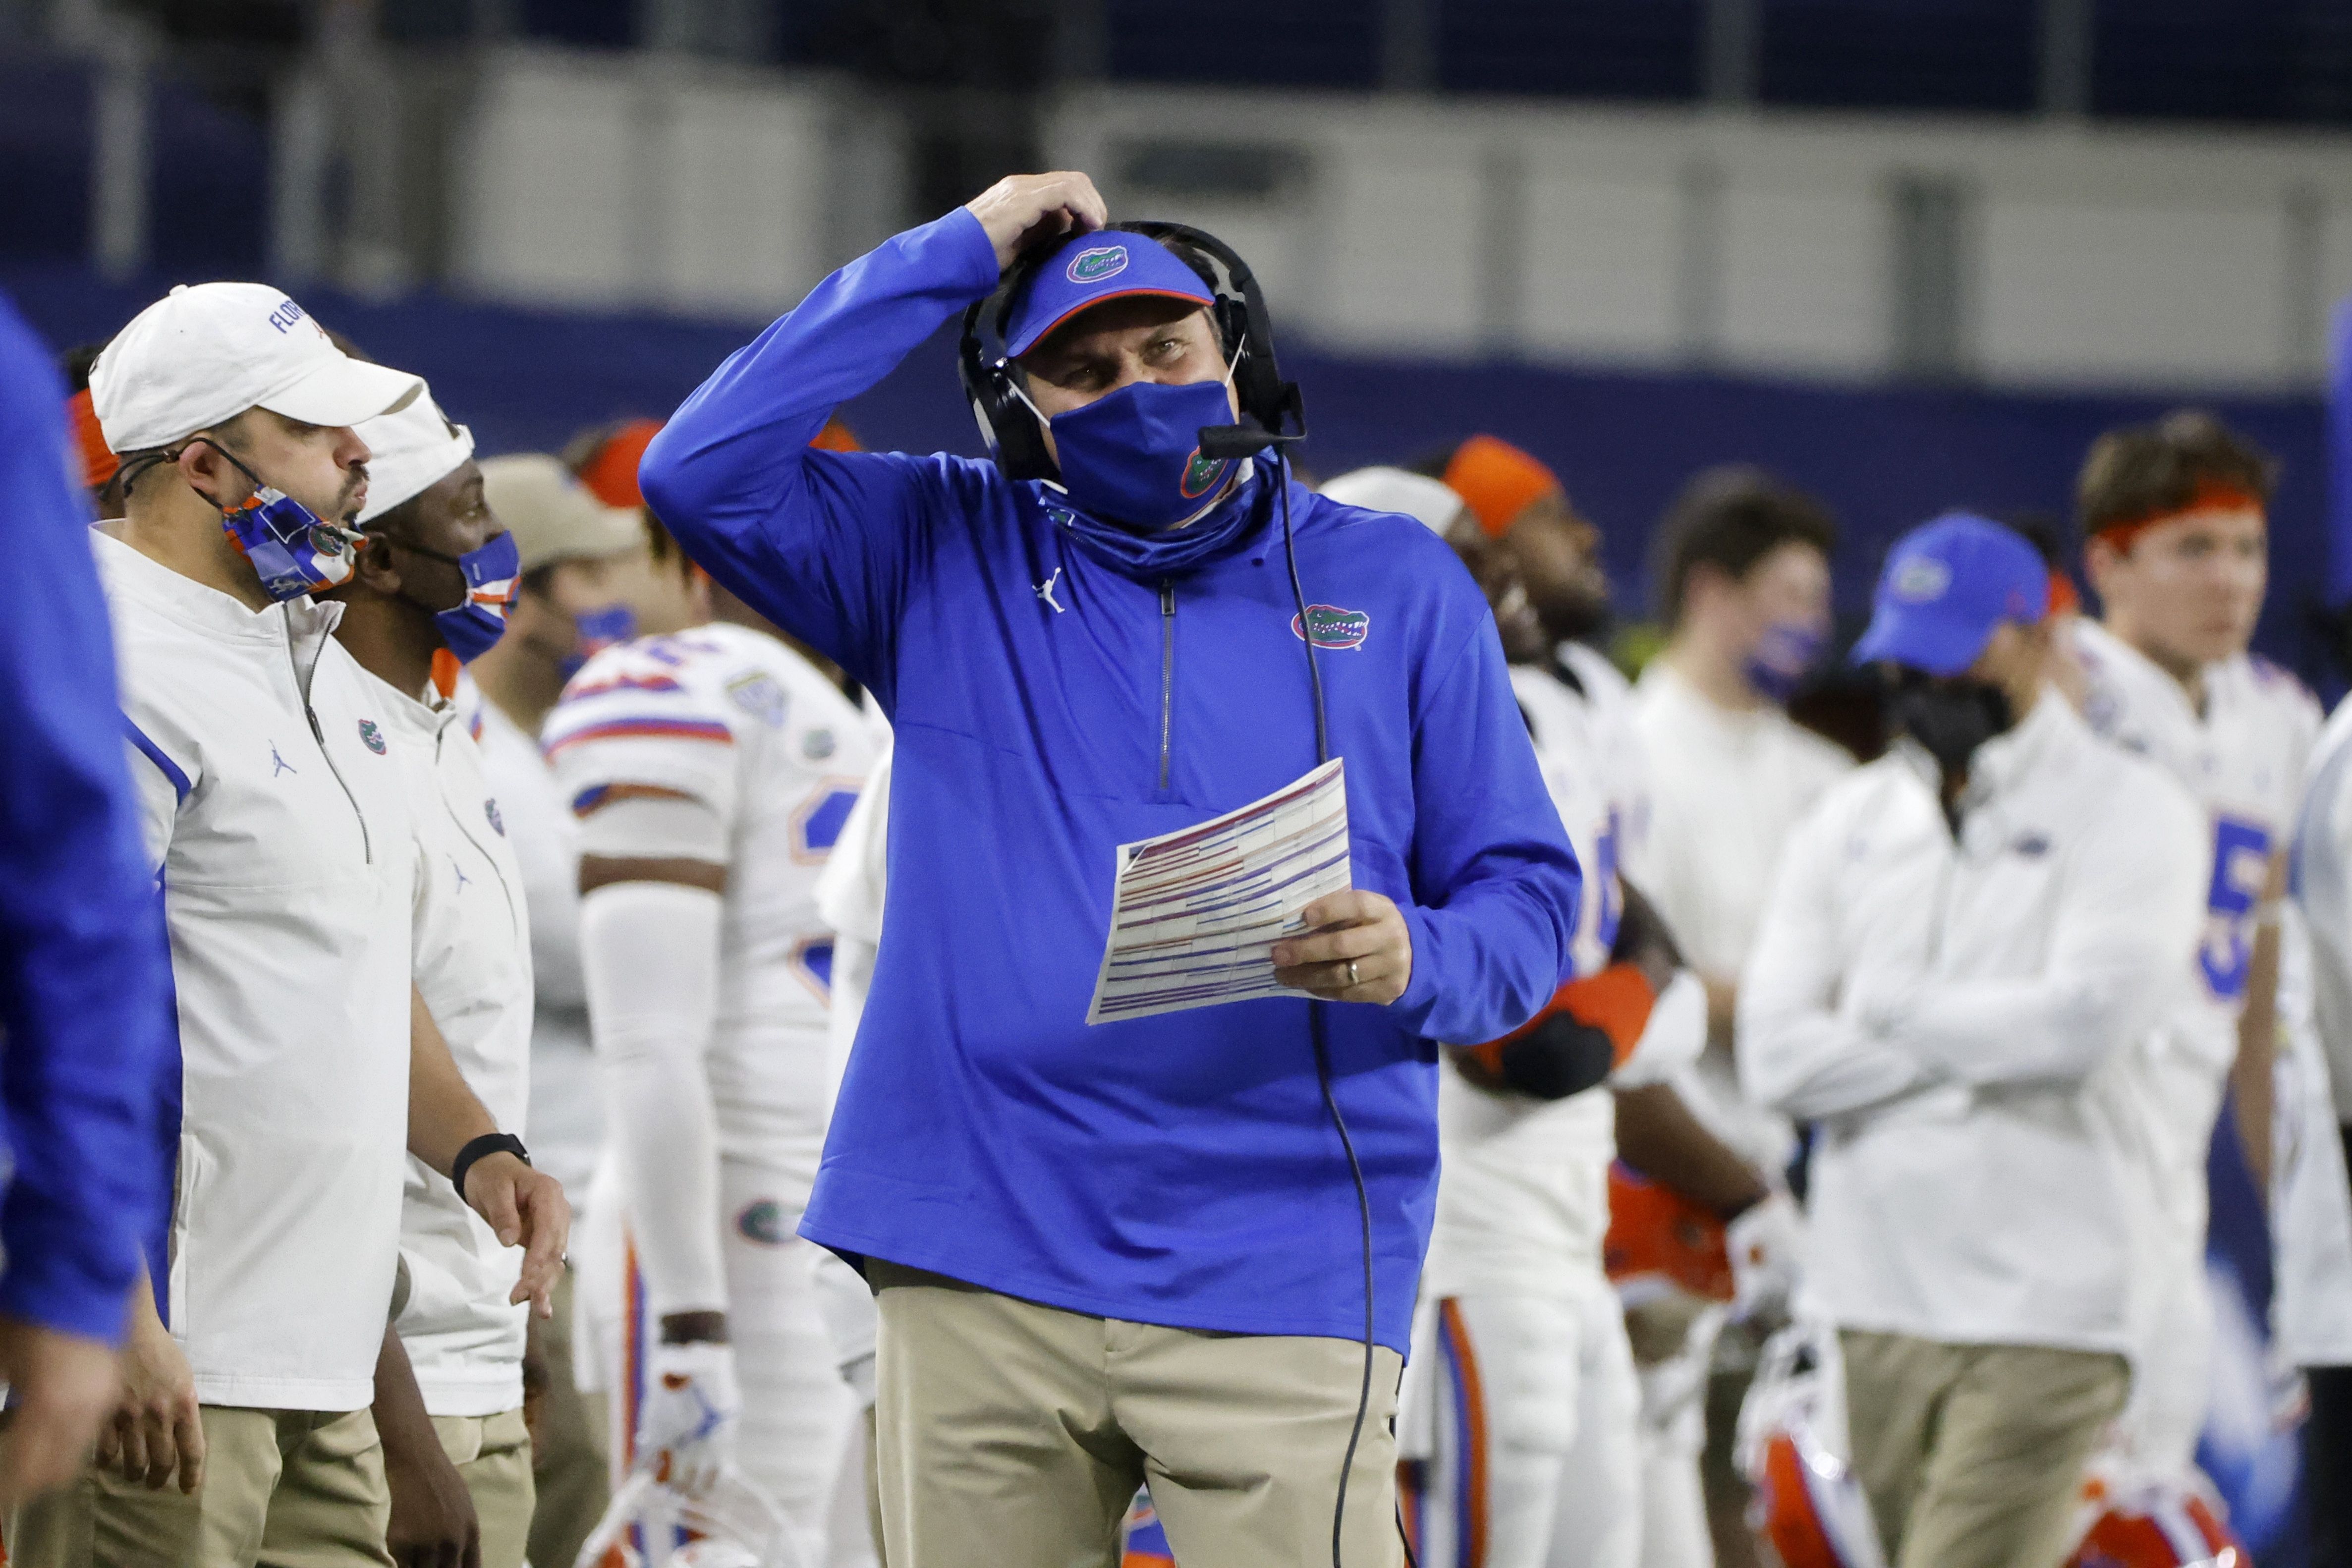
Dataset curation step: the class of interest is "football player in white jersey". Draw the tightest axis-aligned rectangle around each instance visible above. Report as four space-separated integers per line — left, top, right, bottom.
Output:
1327 466 1794 1568
549 516 875 1562
2069 411 2321 1481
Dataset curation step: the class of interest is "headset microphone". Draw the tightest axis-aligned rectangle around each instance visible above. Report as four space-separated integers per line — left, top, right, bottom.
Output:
1196 425 1304 461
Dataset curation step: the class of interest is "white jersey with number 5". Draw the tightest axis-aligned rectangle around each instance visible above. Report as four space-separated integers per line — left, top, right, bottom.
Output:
2075 620 2318 1206
2072 617 2320 1469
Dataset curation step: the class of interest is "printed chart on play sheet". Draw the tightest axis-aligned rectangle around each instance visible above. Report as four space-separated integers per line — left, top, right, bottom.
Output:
1087 759 1354 1024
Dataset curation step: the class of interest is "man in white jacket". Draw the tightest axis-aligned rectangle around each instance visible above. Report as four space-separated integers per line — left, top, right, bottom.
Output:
1740 513 2205 1568
12 284 565 1568
333 386 538 1568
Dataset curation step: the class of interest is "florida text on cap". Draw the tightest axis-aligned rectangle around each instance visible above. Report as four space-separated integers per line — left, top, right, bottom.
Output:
90 283 421 455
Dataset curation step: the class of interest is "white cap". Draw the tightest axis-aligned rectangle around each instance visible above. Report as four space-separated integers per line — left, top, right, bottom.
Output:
1320 466 1470 537
354 386 475 524
90 282 422 453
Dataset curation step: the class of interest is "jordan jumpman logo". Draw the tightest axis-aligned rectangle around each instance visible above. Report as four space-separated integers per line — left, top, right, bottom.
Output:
270 742 296 777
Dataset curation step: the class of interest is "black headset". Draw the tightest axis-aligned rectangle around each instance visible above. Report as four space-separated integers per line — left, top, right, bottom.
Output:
956 220 1306 482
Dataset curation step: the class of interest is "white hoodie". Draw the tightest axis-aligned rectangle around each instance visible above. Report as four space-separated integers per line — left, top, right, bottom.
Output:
1739 693 2203 1352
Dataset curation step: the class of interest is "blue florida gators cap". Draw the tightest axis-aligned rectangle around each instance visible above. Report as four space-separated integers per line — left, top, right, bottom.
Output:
1851 511 2050 676
1003 231 1218 358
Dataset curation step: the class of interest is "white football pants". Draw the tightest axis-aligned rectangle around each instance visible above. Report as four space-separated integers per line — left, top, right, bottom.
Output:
576 1155 857 1567
1398 1287 1643 1568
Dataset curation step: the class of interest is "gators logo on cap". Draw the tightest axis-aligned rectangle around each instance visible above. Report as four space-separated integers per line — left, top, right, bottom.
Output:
1178 449 1229 499
1067 245 1129 284
1291 604 1372 650
1892 557 1951 603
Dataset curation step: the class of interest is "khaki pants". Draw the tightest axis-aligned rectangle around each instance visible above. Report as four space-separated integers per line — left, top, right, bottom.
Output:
428 1410 533 1568
525 1266 609 1568
1841 1331 2129 1568
8 1406 393 1568
869 1261 1403 1568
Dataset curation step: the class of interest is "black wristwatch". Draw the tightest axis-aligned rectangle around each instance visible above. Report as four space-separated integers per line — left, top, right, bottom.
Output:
451 1132 530 1200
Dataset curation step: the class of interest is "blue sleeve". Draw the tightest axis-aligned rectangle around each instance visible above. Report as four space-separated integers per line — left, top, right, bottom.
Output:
0 295 169 1344
1391 618 1582 1044
640 207 1006 699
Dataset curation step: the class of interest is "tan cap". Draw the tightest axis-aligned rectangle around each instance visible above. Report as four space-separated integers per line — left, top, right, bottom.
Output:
479 454 645 573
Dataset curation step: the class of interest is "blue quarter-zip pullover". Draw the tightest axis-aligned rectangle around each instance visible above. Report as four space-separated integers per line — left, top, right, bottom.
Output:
642 208 1579 1349
0 292 170 1343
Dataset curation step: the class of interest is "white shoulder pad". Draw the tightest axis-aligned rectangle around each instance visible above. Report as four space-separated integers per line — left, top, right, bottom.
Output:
544 637 741 825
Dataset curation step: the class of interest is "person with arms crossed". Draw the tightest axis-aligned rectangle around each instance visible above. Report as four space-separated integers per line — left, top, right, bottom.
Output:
1741 513 2204 1568
637 173 1579 1566
327 386 540 1568
0 291 173 1508
549 517 874 1562
2067 412 2323 1483
10 284 566 1568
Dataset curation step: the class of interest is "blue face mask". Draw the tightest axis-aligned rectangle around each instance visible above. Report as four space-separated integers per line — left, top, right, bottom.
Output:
431 531 520 664
1744 620 1826 705
366 527 520 664
559 602 639 682
1033 376 1240 532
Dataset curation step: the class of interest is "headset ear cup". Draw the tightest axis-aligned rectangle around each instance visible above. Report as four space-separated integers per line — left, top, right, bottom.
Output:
986 363 1054 483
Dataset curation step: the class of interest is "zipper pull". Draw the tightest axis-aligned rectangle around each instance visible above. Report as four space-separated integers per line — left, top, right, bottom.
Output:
1160 582 1175 617
306 706 326 746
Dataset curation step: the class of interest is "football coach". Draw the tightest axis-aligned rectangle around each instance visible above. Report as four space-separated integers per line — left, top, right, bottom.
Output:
640 171 1580 1568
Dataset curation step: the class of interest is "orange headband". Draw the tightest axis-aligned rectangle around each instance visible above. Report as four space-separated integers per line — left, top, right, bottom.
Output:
67 387 118 490
1442 434 1563 540
577 418 663 509
584 415 863 508
2093 477 2264 554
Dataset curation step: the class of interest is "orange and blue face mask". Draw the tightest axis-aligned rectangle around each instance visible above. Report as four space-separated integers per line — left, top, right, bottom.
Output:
220 487 360 602
194 439 361 602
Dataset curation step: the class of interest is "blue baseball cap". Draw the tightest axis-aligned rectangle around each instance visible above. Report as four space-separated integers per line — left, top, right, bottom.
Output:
1003 232 1217 359
1851 512 2050 676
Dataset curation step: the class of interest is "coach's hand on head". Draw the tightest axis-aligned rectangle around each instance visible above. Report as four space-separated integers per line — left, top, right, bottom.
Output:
1272 891 1415 1006
963 171 1110 274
